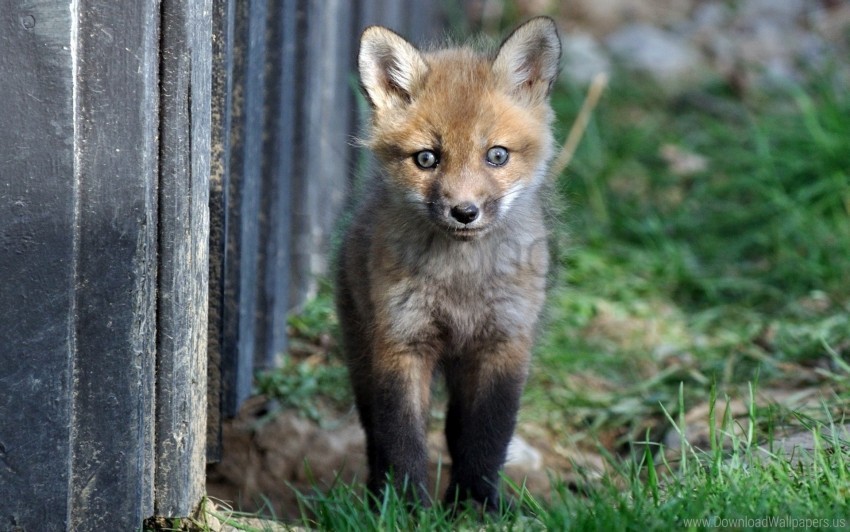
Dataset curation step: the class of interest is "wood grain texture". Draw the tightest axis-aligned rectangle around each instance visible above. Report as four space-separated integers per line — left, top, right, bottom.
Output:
68 1 160 529
155 0 212 516
0 0 161 529
218 0 267 418
253 0 297 372
207 0 235 463
0 2 77 529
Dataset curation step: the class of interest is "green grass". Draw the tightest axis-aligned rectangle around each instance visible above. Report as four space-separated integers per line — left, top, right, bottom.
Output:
245 71 850 529
255 281 351 422
556 78 850 308
525 72 850 446
209 387 849 531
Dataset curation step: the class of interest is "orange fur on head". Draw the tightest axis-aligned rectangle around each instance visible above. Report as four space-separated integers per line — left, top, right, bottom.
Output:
359 20 559 228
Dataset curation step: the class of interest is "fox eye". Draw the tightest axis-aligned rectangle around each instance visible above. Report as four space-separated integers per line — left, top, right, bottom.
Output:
486 146 509 166
414 150 438 169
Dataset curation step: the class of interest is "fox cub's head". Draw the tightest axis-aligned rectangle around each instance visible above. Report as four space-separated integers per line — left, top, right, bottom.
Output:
359 17 561 240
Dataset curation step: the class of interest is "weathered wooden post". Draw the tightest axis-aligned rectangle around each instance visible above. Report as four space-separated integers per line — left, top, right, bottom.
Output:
156 0 212 517
0 0 210 529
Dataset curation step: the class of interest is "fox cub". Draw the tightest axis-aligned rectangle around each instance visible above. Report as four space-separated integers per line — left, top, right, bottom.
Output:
336 17 560 510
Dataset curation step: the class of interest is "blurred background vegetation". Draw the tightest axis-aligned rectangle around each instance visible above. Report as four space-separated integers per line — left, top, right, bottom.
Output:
213 1 849 526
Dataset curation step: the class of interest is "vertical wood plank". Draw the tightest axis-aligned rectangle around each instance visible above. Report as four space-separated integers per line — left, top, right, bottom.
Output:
155 0 212 515
290 0 354 308
0 2 76 529
404 0 446 43
68 0 160 529
287 0 310 310
207 0 235 462
220 0 268 416
254 0 299 369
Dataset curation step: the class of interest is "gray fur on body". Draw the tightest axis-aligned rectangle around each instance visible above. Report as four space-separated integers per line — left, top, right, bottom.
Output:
337 177 548 362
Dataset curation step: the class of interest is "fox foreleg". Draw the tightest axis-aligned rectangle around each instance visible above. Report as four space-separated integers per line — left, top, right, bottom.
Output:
443 337 531 511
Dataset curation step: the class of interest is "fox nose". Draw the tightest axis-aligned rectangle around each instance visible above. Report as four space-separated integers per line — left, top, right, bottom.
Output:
450 202 480 224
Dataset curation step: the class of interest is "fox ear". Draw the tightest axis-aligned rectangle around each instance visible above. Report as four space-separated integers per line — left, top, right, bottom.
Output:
359 26 428 110
492 17 561 103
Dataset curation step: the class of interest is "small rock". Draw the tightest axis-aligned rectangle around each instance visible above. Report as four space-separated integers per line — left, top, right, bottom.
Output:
736 18 789 63
796 32 831 71
505 435 544 471
702 32 738 77
660 144 708 176
809 2 850 42
738 0 806 27
560 32 611 84
759 424 850 467
562 0 694 36
762 57 799 87
605 23 705 83
692 2 731 31
663 397 750 451
200 500 223 532
689 3 733 62
653 342 684 361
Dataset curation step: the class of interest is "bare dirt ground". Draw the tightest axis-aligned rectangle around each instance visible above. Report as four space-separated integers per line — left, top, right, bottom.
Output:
206 387 844 520
206 395 573 520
